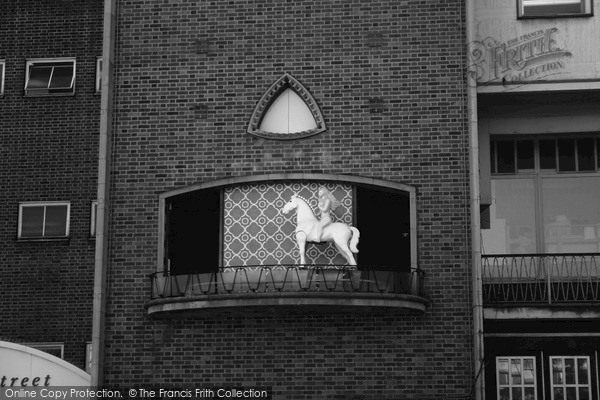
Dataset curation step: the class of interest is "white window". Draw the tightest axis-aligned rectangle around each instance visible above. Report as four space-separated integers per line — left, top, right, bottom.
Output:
550 356 591 400
259 88 318 134
95 57 102 93
18 202 70 239
23 342 64 359
496 356 537 400
25 58 76 96
483 137 600 254
90 201 98 237
519 0 592 18
0 60 5 96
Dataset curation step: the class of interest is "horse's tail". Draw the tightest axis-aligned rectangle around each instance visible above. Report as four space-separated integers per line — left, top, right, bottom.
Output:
349 227 360 253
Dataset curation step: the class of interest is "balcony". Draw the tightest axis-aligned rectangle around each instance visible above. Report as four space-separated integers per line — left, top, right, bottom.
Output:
482 253 600 306
145 265 428 316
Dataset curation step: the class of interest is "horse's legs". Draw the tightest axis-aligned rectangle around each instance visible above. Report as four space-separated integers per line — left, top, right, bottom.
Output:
296 231 307 265
334 240 357 266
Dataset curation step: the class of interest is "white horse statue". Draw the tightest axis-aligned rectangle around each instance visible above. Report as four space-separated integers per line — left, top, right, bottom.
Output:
281 195 360 266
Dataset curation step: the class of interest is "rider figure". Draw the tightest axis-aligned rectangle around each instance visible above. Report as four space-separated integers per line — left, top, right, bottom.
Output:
314 187 341 242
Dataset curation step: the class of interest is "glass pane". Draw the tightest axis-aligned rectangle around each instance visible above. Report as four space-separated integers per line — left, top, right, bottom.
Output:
577 358 589 384
28 65 52 89
482 179 536 254
597 138 600 171
558 139 576 172
491 140 497 174
577 138 595 171
523 359 535 385
579 387 590 400
512 387 523 400
554 387 564 400
565 358 575 384
496 141 516 173
566 387 577 400
259 88 317 134
517 141 535 170
553 358 564 384
498 359 509 385
511 359 522 384
44 205 68 237
540 139 557 170
499 387 510 400
542 177 600 253
20 206 45 237
523 1 585 16
49 65 74 89
524 387 535 400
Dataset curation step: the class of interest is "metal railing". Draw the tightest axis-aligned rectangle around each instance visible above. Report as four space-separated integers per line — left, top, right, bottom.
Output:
482 253 600 304
149 265 425 300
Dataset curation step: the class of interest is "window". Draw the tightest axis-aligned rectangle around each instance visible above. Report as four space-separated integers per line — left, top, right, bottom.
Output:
247 73 326 139
25 58 76 96
496 356 537 400
518 0 592 18
483 137 600 254
550 356 591 400
86 342 93 373
0 60 5 96
259 88 318 134
90 201 98 237
23 343 64 359
95 57 102 93
18 202 70 239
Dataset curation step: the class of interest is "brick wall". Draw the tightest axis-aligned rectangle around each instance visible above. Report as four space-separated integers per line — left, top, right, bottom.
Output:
0 0 102 369
105 0 473 398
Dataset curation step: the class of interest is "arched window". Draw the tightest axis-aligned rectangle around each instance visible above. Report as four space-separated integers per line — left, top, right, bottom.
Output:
247 74 326 140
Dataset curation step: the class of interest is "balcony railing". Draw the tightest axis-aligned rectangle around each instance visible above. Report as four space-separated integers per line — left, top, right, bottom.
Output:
146 265 428 315
482 253 600 305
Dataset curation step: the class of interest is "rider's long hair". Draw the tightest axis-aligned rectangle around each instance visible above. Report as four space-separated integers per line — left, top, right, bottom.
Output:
318 187 341 211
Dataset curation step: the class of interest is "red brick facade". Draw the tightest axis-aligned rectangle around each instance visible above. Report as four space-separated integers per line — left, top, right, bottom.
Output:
103 1 473 398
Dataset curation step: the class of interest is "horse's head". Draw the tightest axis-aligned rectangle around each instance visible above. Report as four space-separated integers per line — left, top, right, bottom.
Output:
281 195 298 215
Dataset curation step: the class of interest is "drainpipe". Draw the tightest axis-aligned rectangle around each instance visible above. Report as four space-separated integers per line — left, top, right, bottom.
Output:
91 0 116 387
465 0 485 399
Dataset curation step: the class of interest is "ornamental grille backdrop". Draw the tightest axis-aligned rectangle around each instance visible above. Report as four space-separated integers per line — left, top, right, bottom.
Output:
223 182 353 268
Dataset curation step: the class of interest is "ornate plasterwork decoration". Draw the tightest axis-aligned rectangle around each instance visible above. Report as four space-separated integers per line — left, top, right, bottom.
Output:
247 73 326 140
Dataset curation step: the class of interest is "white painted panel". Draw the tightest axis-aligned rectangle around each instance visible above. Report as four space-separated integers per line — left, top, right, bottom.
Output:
260 89 317 134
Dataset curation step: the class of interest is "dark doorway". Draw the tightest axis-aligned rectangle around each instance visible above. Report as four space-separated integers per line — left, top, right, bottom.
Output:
355 186 411 271
166 188 221 274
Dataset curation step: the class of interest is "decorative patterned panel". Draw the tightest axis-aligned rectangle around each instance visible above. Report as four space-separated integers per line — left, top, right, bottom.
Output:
223 182 353 268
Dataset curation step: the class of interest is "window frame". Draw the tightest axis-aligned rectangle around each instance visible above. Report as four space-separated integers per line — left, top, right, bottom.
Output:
24 58 76 97
496 356 538 400
85 342 93 373
549 356 592 400
90 201 98 238
486 135 600 254
517 0 593 19
22 342 64 359
18 201 71 240
95 57 102 94
0 60 5 96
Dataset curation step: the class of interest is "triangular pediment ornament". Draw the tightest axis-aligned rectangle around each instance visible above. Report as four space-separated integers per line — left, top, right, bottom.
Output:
247 73 326 140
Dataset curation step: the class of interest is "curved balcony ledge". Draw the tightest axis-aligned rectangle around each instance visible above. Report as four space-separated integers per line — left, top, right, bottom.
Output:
146 266 428 317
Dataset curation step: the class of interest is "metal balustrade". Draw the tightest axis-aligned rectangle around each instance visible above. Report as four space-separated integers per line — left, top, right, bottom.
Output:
482 254 600 304
149 265 425 300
